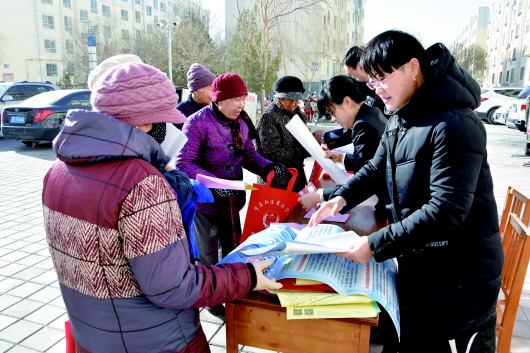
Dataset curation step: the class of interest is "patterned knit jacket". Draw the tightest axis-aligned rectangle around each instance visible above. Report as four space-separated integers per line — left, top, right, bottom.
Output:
255 101 310 192
43 110 256 353
176 104 272 215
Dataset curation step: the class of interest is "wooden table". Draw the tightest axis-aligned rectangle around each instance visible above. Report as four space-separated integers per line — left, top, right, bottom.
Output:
225 292 379 353
225 179 385 353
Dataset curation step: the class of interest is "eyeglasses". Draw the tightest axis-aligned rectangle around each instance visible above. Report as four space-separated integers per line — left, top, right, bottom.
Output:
366 64 406 90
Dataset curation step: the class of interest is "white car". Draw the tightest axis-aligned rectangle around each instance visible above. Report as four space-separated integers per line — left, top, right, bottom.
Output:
492 103 511 125
504 86 530 132
475 87 523 124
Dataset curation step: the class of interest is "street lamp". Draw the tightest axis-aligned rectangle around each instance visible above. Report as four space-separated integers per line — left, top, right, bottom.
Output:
157 22 177 83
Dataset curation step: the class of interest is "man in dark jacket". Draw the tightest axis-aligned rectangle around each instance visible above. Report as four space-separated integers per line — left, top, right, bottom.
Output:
309 31 503 352
175 63 216 128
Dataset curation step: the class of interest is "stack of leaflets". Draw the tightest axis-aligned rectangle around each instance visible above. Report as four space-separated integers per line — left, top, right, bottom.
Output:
218 223 400 336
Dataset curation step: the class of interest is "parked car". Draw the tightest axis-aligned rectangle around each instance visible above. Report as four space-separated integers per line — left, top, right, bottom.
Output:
475 87 523 124
504 86 530 132
0 81 60 137
492 103 511 125
1 89 91 145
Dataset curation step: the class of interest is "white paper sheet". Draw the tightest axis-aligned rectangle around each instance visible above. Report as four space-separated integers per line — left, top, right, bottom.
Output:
285 115 349 184
332 143 354 154
160 123 188 166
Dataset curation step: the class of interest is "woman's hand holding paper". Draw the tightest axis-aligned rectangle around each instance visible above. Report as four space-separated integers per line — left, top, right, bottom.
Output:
334 236 373 264
298 191 321 211
325 150 344 164
252 259 283 291
307 196 346 228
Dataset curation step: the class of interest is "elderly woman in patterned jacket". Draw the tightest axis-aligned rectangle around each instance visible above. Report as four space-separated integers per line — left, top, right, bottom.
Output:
255 76 310 192
42 62 282 353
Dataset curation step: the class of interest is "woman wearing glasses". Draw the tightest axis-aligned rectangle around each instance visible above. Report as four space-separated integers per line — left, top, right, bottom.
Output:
298 75 389 220
309 30 502 352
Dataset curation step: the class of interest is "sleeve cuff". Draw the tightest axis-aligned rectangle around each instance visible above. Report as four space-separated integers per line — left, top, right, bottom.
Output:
246 263 257 293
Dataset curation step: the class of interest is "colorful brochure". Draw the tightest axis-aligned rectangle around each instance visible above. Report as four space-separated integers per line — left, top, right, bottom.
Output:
218 223 400 337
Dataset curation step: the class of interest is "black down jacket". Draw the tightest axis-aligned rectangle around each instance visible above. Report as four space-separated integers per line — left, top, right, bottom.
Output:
331 43 503 339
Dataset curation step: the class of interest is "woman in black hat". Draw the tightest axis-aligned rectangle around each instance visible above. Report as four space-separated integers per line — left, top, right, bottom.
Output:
255 76 310 192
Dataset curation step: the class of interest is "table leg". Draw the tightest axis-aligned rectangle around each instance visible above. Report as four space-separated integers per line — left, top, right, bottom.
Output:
225 302 238 353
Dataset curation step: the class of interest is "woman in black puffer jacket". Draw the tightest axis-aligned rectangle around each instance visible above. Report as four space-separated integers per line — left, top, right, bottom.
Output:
309 30 503 353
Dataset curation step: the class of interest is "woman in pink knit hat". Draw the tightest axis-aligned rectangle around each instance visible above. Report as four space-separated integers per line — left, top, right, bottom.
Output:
42 62 281 353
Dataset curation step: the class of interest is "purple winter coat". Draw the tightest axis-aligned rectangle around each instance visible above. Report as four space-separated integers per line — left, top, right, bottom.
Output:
176 104 272 215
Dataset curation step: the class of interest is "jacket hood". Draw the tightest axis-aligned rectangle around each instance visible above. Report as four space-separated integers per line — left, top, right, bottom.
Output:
53 109 170 168
400 43 481 123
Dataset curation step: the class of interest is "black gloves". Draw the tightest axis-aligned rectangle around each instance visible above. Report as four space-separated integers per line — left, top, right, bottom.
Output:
213 188 239 198
264 163 291 190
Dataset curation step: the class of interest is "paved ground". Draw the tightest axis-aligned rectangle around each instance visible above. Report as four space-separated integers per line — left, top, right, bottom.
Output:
0 121 529 352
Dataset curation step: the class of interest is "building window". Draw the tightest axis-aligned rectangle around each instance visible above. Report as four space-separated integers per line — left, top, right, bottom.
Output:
46 64 58 77
146 6 152 16
64 16 73 32
121 29 130 39
499 72 503 82
135 0 140 3
121 9 129 21
147 24 152 33
160 2 166 12
90 25 98 36
65 39 74 54
506 71 510 82
520 68 525 81
90 0 97 14
44 40 56 53
154 0 158 10
516 24 520 38
510 69 514 83
104 26 111 39
154 16 158 24
80 10 88 21
102 5 110 17
136 30 141 37
42 0 52 4
63 0 71 8
42 15 54 29
135 11 141 23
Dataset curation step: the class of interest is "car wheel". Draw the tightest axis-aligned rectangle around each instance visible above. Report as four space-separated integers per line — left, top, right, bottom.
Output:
21 141 35 147
486 108 498 124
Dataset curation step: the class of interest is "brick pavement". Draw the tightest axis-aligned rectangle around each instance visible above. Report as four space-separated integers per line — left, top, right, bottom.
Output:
0 122 528 352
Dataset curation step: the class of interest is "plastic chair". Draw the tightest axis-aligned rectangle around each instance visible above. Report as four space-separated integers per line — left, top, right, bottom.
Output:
499 186 530 239
496 213 530 353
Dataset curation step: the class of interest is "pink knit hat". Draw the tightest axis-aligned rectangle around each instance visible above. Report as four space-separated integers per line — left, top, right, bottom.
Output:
211 73 248 102
91 62 187 126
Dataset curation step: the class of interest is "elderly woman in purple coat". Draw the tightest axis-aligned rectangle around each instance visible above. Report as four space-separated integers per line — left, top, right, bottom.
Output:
176 74 287 316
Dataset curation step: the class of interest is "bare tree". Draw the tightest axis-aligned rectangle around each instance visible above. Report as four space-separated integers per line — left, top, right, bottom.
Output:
168 4 224 87
224 8 280 96
452 43 486 86
232 0 324 109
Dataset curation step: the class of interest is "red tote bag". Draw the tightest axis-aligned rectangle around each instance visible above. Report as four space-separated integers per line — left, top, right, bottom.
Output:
240 168 300 243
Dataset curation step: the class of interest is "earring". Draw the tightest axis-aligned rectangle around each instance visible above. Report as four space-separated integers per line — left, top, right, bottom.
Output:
413 76 417 82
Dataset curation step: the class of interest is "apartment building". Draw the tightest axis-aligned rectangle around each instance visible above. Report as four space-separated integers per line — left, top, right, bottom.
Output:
224 0 364 93
485 0 530 87
0 0 206 85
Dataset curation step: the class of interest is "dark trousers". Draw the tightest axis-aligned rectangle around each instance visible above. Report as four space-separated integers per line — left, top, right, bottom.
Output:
380 308 497 353
193 211 235 265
